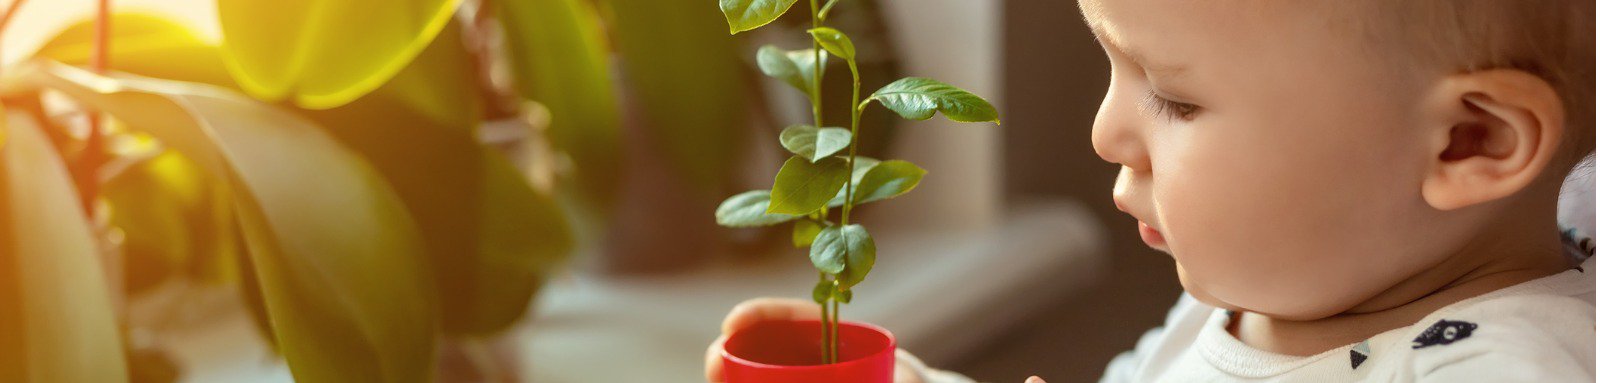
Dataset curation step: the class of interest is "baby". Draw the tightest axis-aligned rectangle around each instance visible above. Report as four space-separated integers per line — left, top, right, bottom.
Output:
707 0 1596 382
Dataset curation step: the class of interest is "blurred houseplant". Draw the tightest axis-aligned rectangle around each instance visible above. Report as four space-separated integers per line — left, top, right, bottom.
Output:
0 0 675 380
0 0 909 381
713 0 998 378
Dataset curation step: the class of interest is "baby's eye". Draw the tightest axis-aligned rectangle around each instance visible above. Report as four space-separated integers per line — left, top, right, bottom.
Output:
1138 91 1200 121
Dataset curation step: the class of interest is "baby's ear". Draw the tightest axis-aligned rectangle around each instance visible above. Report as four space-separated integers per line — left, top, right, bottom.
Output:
1420 69 1565 211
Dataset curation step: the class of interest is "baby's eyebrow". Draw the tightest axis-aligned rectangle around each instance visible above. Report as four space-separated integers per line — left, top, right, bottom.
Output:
1087 19 1188 77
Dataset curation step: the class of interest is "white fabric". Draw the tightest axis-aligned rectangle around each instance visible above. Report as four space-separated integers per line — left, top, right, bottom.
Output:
1558 154 1595 240
1098 255 1596 383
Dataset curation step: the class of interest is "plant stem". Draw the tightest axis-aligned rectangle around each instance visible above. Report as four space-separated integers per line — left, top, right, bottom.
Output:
830 281 840 363
808 0 837 365
807 0 824 130
0 0 28 78
76 0 110 215
832 59 860 366
817 272 831 363
839 60 861 226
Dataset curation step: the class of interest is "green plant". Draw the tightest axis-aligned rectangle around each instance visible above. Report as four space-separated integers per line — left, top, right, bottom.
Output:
715 0 1000 364
0 0 598 381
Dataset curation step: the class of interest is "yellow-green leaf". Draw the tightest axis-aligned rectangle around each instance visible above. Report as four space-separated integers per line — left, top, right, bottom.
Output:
217 0 462 109
299 23 569 335
810 224 874 288
827 155 879 207
715 189 799 227
780 124 852 162
465 150 574 332
498 0 622 211
849 159 924 205
104 149 240 292
868 77 1000 123
792 219 823 248
33 12 235 88
807 27 855 61
756 45 826 99
0 106 130 383
719 0 800 34
17 62 438 383
768 156 850 215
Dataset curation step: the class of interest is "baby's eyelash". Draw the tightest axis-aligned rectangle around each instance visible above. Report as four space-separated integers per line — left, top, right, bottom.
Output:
1138 91 1200 121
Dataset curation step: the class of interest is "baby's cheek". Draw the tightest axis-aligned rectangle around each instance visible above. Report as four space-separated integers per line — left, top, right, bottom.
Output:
1155 141 1381 318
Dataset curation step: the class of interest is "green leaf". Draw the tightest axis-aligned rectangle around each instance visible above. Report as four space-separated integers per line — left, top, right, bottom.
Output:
756 45 827 99
38 13 565 337
104 150 240 293
715 190 799 227
850 159 926 205
827 156 880 207
497 0 622 212
807 27 856 61
607 0 748 195
35 12 479 129
768 156 851 215
792 219 824 248
867 77 1000 123
811 279 831 304
719 0 801 34
18 62 437 383
279 19 559 335
299 28 570 335
809 224 875 287
465 150 574 333
779 125 852 162
832 287 852 304
217 0 463 108
35 6 563 338
235 240 277 352
834 224 876 289
0 107 130 382
32 12 235 88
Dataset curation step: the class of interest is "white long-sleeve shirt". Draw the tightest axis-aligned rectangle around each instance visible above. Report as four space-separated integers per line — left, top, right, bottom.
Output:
1099 253 1595 383
903 231 1595 383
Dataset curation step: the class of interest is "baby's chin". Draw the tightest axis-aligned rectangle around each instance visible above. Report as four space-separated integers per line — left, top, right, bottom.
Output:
1175 263 1357 321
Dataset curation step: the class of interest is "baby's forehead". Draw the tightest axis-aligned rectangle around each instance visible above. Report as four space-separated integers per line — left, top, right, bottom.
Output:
1078 0 1351 72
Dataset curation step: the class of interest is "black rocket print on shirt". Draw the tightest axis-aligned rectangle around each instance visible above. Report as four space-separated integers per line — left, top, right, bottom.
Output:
1411 319 1477 349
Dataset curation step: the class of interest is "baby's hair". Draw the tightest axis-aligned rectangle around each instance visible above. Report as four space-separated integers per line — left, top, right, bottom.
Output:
1357 0 1596 172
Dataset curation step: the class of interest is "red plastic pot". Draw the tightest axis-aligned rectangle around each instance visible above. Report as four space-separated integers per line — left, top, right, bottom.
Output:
721 319 896 383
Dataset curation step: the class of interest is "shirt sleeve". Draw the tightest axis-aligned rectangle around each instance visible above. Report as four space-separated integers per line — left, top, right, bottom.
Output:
1100 293 1208 383
1415 294 1595 382
1098 326 1167 383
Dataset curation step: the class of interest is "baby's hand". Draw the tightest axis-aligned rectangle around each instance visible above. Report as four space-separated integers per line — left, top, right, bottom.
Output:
703 297 928 383
704 297 821 382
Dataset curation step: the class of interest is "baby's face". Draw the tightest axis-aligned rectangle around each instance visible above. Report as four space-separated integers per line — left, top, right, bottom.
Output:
1084 0 1457 319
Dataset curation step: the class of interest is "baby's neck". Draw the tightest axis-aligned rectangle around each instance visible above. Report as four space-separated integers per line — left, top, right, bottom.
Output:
1228 201 1575 356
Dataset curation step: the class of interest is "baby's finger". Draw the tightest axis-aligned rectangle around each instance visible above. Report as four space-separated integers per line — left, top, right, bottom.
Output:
1025 376 1047 383
722 297 821 335
705 334 728 382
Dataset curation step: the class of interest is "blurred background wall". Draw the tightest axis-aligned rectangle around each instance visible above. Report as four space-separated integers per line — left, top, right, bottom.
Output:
942 1 1187 382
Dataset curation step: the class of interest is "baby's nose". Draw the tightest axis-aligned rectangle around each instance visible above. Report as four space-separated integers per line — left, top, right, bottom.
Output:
1090 94 1151 170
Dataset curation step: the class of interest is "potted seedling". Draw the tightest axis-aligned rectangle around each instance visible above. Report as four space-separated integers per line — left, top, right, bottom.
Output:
713 0 999 381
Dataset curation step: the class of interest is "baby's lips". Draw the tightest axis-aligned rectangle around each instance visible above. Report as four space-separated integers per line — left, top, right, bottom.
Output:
1113 197 1161 230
